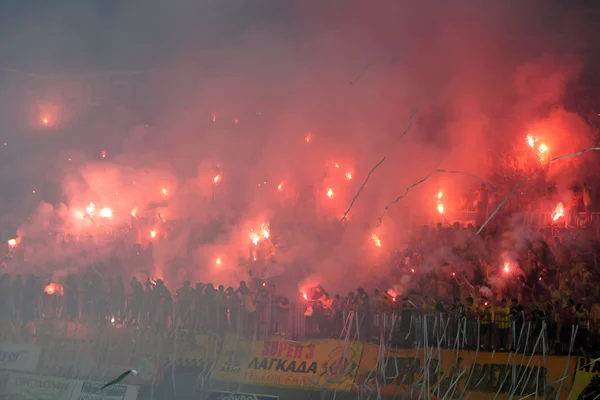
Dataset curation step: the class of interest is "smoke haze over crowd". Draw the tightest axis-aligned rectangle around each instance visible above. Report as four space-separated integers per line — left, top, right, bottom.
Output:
0 1 597 295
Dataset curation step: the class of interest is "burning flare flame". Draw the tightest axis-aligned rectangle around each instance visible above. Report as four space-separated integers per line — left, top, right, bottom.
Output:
44 283 63 296
249 223 270 246
525 134 549 162
327 188 334 198
436 191 444 214
371 233 382 248
213 175 221 184
552 202 565 221
150 230 157 239
99 207 112 218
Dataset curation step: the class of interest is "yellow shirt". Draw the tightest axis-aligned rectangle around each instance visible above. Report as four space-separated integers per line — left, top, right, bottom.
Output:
480 304 493 324
496 306 510 329
467 303 479 318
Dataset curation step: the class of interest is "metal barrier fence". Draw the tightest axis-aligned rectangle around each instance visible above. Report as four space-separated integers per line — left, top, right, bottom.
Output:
16 295 596 354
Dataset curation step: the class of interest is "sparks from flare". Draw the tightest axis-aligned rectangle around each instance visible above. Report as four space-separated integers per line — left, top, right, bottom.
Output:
371 233 382 248
86 203 96 216
436 191 444 214
44 283 63 296
525 133 549 162
248 222 270 246
552 202 565 221
526 134 535 148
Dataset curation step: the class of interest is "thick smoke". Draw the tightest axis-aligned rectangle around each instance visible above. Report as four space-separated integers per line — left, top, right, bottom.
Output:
0 1 594 295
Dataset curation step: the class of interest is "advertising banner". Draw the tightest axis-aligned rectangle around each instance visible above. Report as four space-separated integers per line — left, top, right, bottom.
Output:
355 345 575 400
440 350 574 399
206 391 279 400
2 372 75 400
211 334 362 391
570 357 600 399
0 343 41 372
67 380 138 400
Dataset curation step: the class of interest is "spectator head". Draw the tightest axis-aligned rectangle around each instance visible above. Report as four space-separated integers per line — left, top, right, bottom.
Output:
453 297 460 304
183 280 190 287
501 299 507 306
218 285 224 292
511 298 518 305
467 297 473 305
357 288 365 294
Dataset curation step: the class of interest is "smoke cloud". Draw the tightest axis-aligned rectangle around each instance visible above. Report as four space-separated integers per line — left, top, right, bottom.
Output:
0 1 594 296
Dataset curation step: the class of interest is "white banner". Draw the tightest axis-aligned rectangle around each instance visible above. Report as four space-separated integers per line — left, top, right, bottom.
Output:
0 343 41 372
2 372 76 400
68 380 138 400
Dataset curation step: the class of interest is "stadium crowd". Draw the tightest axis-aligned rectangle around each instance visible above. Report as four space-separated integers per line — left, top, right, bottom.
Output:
2 206 600 358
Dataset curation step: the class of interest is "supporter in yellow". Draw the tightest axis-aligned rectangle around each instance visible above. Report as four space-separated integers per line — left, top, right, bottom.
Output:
422 296 436 317
479 296 493 349
466 297 479 317
495 299 510 351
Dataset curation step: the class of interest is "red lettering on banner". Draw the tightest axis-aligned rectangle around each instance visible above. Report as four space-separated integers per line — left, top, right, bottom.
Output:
276 342 287 357
293 345 302 359
305 344 315 360
285 344 295 358
261 341 315 360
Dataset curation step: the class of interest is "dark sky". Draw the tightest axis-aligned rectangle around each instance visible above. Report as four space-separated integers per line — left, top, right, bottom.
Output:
1 0 599 73
0 0 293 71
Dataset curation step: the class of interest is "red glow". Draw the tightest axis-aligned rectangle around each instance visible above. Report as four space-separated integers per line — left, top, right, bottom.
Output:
44 283 63 296
552 202 565 221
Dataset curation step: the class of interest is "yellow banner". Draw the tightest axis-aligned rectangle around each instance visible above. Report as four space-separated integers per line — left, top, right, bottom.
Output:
354 347 574 399
441 351 573 399
354 345 437 398
571 357 600 399
211 334 363 391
